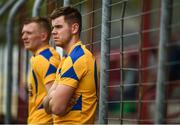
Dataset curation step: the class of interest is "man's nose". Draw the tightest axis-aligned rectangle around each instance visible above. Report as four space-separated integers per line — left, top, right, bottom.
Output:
22 34 27 40
51 28 57 35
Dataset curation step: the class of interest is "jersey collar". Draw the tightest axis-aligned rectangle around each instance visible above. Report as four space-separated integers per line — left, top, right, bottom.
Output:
34 44 50 56
67 40 82 56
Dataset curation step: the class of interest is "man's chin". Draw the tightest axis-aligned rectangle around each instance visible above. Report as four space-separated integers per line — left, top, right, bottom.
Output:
24 46 32 51
24 46 29 50
55 43 63 47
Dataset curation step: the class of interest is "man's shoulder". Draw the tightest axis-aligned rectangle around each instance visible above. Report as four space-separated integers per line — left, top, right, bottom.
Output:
37 47 59 60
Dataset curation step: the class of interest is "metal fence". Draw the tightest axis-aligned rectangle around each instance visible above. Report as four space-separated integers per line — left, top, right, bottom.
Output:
0 0 180 124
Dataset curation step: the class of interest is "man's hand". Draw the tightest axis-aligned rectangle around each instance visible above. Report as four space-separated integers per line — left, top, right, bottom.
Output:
43 95 52 114
43 83 58 114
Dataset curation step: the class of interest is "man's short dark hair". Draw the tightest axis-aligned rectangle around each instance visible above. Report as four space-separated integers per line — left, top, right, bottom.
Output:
50 6 82 35
23 17 51 41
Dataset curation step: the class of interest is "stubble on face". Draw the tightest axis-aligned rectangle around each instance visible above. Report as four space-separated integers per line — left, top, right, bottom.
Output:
51 16 72 49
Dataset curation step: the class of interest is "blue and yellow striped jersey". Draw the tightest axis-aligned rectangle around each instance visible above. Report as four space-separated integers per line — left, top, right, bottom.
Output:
28 45 60 124
53 41 98 124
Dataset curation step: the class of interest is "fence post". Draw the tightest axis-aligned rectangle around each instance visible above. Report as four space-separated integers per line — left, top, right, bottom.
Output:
5 0 26 123
0 0 16 16
63 0 70 7
32 0 44 17
0 0 15 121
98 0 111 124
155 0 172 124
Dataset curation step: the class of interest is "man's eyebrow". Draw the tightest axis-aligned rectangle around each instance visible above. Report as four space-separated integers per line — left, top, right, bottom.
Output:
21 31 26 34
52 24 62 28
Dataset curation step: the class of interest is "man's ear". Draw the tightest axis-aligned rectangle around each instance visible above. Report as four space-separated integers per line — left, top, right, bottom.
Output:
71 23 79 35
41 32 48 41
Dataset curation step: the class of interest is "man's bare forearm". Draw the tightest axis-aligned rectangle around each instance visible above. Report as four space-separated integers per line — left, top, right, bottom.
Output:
48 83 58 94
43 95 52 114
43 83 58 114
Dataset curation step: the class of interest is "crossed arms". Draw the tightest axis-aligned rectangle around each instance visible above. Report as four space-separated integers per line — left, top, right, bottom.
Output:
43 83 75 116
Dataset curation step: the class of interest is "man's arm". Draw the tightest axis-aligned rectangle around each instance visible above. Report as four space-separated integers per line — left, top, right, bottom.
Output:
44 84 75 116
45 81 54 91
43 81 58 114
45 81 58 93
50 84 75 116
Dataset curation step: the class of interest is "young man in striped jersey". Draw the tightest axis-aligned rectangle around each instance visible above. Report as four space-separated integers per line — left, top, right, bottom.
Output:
43 6 99 124
22 17 61 124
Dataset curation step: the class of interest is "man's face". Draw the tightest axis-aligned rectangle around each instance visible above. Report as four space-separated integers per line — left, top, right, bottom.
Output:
51 16 72 48
22 22 44 52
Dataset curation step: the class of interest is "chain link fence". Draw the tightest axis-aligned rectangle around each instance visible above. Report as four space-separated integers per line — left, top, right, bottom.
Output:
0 0 180 124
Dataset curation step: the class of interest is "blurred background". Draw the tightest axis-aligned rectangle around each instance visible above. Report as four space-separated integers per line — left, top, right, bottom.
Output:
0 0 180 124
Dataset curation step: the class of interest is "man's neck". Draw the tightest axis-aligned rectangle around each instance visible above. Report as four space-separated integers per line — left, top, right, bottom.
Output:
33 42 49 54
64 36 80 54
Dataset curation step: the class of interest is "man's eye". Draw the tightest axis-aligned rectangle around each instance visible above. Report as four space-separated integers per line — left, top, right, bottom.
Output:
27 32 32 35
55 25 62 28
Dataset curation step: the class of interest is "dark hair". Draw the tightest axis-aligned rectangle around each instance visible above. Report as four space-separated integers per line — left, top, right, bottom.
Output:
50 6 82 35
23 17 51 40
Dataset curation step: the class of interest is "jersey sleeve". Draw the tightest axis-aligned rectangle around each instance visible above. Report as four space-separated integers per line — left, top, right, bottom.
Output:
34 55 58 85
59 55 87 88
